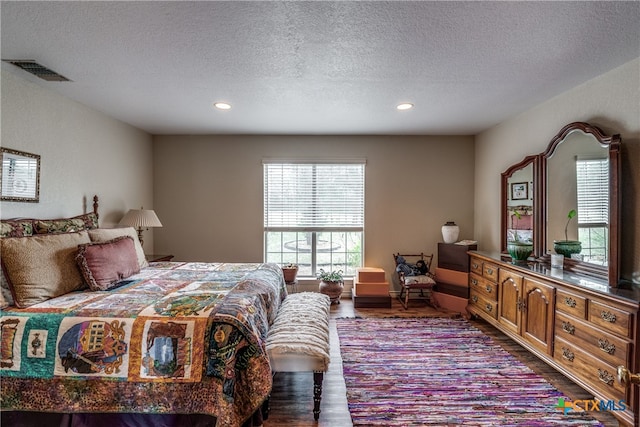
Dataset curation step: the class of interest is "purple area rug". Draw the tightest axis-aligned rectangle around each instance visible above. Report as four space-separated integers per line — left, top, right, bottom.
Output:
336 317 604 426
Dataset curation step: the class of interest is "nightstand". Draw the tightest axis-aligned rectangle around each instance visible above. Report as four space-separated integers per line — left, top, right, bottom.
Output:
145 254 174 262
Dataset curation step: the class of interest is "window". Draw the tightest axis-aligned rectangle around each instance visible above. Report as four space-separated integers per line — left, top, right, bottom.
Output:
264 161 365 277
576 158 608 265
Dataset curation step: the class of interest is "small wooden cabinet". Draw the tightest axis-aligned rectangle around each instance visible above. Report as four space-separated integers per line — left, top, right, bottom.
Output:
497 267 555 355
468 251 640 427
438 242 477 272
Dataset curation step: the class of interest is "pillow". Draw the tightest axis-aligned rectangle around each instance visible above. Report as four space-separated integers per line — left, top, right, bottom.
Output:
0 273 15 308
404 275 436 285
0 231 91 308
76 236 140 291
88 227 149 268
1 220 34 238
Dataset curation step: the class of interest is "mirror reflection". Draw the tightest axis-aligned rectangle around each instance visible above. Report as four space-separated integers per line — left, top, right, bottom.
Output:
506 163 534 243
546 130 609 266
501 155 538 261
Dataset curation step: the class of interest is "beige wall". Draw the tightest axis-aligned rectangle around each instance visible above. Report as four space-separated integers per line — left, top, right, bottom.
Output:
153 134 475 288
475 57 640 283
0 68 155 246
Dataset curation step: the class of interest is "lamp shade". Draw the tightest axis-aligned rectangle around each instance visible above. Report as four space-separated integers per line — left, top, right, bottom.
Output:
119 209 163 229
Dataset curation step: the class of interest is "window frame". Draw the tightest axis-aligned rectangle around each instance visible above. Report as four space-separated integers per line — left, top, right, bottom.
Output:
263 160 365 277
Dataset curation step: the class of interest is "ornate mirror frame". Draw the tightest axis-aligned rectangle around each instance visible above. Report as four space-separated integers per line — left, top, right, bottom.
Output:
540 122 621 286
501 155 539 256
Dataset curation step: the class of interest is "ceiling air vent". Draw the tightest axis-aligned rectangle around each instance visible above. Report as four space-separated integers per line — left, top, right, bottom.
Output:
3 60 70 81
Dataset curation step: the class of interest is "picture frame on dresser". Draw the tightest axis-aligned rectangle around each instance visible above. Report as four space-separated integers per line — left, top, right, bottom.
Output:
0 148 41 202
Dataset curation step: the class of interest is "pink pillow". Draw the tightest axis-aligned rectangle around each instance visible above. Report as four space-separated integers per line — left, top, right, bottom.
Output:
76 236 140 291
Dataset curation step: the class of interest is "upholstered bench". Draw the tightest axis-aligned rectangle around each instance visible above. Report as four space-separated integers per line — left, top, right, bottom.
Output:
265 292 331 420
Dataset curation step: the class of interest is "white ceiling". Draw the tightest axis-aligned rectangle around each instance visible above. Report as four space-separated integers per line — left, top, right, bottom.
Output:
2 1 639 135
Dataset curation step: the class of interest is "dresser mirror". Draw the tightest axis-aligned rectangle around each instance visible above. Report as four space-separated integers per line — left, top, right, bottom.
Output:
501 155 538 257
541 122 620 286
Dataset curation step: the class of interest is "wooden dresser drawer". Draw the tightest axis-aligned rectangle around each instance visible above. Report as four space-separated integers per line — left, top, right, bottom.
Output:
556 289 587 319
554 336 626 402
555 311 630 368
470 257 483 276
482 262 499 282
588 301 633 339
469 273 498 300
470 290 498 320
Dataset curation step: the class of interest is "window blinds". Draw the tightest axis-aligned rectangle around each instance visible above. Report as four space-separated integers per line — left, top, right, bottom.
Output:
264 163 365 229
576 159 608 224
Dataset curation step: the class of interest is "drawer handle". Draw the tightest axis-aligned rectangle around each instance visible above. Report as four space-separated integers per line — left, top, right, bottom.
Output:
564 297 577 308
598 369 614 386
485 285 493 293
561 321 575 335
598 338 616 355
562 347 575 362
472 263 479 269
601 311 617 323
486 268 494 275
471 278 478 286
472 295 478 303
485 303 493 313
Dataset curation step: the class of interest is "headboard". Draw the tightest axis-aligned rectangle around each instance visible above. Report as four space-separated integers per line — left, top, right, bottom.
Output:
0 195 100 238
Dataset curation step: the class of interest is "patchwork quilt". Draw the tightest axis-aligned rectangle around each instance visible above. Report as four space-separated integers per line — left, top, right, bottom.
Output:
1 261 286 427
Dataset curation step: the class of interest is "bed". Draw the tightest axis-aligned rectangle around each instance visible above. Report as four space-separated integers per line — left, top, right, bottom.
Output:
0 197 287 427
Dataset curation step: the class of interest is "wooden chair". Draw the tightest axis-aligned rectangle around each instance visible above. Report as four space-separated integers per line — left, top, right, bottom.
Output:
393 253 437 310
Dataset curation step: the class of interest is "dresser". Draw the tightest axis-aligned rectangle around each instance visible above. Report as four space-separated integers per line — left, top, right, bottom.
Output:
468 251 640 427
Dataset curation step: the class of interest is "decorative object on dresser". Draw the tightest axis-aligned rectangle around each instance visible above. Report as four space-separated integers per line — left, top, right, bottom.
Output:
553 209 582 257
118 207 163 247
0 147 41 203
441 221 459 243
317 268 344 304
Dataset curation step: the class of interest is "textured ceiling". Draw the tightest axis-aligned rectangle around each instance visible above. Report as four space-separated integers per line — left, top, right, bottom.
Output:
1 1 639 135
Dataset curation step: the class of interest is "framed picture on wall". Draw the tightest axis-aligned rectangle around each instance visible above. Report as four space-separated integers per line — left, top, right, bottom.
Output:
1 148 41 202
511 182 528 200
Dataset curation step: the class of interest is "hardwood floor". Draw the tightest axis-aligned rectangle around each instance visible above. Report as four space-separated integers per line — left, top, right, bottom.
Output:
264 297 621 427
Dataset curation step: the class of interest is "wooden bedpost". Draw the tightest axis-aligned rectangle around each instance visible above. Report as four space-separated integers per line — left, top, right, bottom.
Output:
93 195 99 219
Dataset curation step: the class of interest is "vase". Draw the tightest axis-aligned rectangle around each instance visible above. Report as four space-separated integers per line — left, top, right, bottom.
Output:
282 266 298 283
441 221 460 244
553 240 582 257
319 280 344 304
507 240 533 262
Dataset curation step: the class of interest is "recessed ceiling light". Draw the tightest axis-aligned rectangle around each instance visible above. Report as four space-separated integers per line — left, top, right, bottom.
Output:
396 103 414 110
214 102 232 110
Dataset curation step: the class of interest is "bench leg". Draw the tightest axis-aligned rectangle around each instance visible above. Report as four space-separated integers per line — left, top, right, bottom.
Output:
261 394 270 420
313 371 324 420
